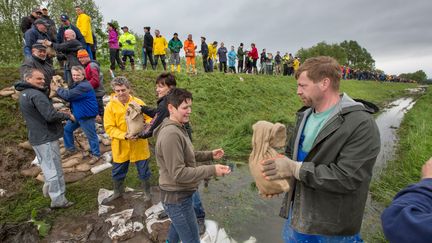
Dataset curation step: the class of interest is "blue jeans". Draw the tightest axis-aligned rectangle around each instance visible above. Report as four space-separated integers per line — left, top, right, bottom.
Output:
63 118 100 157
111 160 151 181
163 196 200 243
192 191 205 219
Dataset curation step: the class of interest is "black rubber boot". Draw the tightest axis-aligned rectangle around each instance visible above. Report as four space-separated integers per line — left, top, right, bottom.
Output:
102 180 124 204
140 179 152 202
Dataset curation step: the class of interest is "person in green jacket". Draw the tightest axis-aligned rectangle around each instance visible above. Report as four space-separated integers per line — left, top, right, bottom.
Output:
118 26 136 70
168 33 183 73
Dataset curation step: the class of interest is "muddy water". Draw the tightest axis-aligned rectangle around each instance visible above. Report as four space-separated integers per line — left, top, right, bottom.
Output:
200 95 421 243
373 97 416 177
199 164 284 242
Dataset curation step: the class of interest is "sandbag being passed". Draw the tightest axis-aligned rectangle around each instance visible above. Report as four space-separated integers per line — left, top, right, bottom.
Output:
249 121 292 195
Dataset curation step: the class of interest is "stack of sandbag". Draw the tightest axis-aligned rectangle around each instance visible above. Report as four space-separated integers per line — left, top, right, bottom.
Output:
0 86 20 100
249 121 292 195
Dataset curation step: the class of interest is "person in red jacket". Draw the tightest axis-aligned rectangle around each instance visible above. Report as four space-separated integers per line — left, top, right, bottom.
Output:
248 43 259 74
77 49 105 122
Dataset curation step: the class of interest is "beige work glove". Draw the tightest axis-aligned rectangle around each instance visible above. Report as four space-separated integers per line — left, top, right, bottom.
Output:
261 157 302 180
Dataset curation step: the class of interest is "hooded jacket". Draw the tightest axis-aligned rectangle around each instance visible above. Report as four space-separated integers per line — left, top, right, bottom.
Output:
281 93 380 235
119 32 136 51
154 118 215 193
24 25 51 57
108 29 120 49
15 81 69 146
153 35 168 55
84 61 105 98
52 39 82 69
208 44 217 60
76 13 93 44
143 32 154 50
183 39 196 57
104 94 152 163
20 55 55 90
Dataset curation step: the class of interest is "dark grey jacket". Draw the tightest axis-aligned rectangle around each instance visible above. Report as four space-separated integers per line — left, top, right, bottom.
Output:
281 93 380 235
15 81 69 146
20 55 55 91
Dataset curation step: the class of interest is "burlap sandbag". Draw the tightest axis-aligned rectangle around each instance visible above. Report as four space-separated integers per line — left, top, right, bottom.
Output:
49 75 67 98
125 102 145 136
249 120 291 195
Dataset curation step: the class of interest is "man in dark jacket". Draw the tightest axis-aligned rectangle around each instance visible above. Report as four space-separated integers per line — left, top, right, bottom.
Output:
237 43 245 73
142 26 155 70
24 19 50 57
200 37 209 72
381 157 432 243
20 7 42 33
20 43 55 93
41 7 57 43
43 29 82 86
261 56 380 242
15 68 74 209
56 15 85 46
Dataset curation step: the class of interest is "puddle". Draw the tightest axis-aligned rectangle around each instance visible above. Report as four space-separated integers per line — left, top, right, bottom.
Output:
199 164 284 243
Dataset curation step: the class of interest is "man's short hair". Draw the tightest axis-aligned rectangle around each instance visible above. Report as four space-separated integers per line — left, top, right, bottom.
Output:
71 65 85 75
167 88 192 109
23 68 41 81
144 26 150 31
295 56 341 90
156 72 177 87
111 76 131 89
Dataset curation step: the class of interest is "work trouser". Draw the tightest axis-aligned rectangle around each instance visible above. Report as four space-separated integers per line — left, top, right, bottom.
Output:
33 140 68 207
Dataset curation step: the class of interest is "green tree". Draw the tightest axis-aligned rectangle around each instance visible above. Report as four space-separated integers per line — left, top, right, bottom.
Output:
296 41 347 66
399 70 427 83
340 40 375 70
0 0 41 63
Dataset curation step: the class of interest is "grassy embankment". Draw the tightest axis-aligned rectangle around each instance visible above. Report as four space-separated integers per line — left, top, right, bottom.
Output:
369 87 432 241
0 67 417 227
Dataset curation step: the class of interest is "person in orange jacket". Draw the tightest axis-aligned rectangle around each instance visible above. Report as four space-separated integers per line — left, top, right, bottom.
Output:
183 34 197 74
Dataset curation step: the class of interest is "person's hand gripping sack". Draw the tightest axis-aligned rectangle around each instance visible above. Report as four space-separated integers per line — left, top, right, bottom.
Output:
261 156 302 181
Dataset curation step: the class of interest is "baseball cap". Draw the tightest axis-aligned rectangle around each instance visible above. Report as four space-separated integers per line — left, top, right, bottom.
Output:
60 14 69 21
121 26 128 30
34 19 48 26
32 43 46 50
32 7 42 14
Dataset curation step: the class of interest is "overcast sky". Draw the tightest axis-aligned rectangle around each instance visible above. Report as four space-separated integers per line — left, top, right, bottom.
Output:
94 0 432 78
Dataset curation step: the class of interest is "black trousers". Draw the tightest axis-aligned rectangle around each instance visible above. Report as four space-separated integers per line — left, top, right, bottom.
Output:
109 48 124 70
219 61 227 73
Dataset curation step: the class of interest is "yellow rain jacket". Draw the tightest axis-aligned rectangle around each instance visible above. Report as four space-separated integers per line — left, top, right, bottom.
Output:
104 94 152 163
293 59 300 71
153 36 168 55
208 44 217 60
76 13 93 44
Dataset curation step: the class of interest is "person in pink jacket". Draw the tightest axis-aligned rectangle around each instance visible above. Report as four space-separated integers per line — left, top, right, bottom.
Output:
107 23 124 71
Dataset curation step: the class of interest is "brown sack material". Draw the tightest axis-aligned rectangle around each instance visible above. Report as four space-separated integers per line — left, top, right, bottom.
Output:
62 167 75 173
249 120 291 195
0 90 15 97
62 158 81 168
11 92 20 100
35 173 44 182
75 163 91 172
101 138 111 146
20 166 42 177
18 141 33 150
46 46 56 58
125 102 145 136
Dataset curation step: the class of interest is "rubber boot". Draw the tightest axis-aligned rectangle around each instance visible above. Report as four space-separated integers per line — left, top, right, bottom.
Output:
176 65 181 73
131 63 135 71
102 180 124 204
170 64 175 72
162 62 167 71
140 179 152 202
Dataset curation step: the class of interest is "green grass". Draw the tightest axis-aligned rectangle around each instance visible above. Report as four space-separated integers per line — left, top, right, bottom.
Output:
0 67 418 227
371 87 432 205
